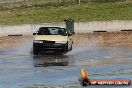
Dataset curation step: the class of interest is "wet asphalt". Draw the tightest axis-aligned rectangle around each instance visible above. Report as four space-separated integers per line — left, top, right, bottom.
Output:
0 36 132 88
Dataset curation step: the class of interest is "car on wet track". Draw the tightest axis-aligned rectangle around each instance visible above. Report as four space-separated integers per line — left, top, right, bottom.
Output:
33 27 73 55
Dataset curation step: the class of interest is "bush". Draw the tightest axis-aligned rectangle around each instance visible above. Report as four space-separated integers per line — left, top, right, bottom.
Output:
80 0 126 3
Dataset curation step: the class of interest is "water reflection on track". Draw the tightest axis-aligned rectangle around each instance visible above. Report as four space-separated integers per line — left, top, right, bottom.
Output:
33 55 69 67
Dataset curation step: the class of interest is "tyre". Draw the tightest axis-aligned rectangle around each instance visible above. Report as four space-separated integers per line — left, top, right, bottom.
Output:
33 47 38 55
64 43 68 52
69 44 72 51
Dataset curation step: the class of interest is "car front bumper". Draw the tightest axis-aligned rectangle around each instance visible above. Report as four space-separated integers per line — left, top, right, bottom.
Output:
33 43 68 53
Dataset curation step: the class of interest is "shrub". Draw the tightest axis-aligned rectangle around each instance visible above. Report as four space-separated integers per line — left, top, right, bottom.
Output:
80 0 126 3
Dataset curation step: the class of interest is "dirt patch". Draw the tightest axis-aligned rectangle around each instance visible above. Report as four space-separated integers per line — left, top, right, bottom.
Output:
0 36 25 48
73 33 92 44
93 31 132 44
73 31 132 46
1 31 132 48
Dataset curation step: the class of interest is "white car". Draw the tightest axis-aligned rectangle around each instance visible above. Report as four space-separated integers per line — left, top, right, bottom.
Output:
33 27 73 54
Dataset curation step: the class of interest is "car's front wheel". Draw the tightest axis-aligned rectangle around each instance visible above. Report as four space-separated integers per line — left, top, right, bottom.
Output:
33 47 39 55
64 42 72 52
69 44 72 51
63 43 68 52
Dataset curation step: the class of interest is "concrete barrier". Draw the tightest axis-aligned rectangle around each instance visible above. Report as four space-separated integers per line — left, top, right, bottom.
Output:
0 20 132 37
74 20 132 33
0 25 32 37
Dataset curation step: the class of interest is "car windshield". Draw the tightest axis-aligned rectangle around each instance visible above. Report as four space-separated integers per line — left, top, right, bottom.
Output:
37 27 67 35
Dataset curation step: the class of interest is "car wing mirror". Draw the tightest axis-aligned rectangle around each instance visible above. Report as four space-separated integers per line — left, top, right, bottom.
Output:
33 33 37 35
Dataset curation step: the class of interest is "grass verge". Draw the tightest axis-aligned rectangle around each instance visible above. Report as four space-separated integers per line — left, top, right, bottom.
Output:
0 1 132 25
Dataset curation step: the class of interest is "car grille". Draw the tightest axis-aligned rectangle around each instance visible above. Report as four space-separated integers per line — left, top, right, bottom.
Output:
43 41 55 44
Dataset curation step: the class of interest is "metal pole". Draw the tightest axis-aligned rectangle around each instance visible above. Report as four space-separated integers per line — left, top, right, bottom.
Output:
79 0 80 4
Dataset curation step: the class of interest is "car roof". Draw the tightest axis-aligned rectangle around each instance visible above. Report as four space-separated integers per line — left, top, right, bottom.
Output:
39 27 63 28
39 27 66 30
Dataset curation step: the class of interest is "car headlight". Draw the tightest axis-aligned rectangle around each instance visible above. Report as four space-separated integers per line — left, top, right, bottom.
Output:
55 41 66 44
33 40 43 43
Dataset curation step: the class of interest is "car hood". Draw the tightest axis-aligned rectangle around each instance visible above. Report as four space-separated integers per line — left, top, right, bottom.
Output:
34 35 68 42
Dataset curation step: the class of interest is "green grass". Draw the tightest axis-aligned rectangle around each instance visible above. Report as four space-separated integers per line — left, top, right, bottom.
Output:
0 0 132 25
